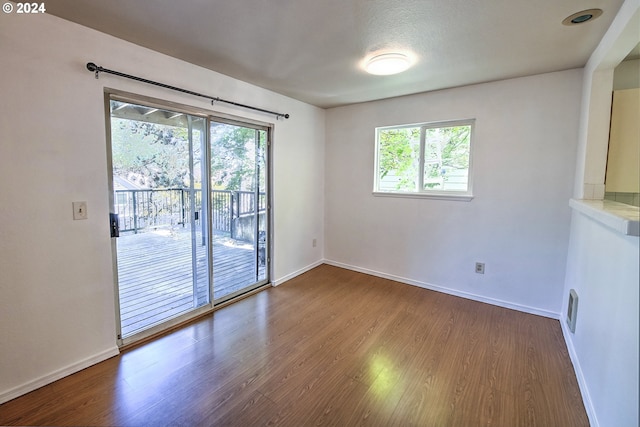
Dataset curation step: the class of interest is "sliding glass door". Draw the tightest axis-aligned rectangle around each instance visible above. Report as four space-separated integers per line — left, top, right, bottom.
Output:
107 94 271 344
108 98 210 342
210 120 269 302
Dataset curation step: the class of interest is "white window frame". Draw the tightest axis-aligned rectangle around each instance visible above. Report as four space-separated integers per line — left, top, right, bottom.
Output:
373 119 475 201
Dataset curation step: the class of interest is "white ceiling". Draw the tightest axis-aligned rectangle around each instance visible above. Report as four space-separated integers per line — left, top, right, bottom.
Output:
44 0 624 108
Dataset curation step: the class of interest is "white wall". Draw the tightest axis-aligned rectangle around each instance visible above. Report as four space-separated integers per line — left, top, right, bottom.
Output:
561 1 640 426
325 70 582 316
563 212 639 427
0 12 324 402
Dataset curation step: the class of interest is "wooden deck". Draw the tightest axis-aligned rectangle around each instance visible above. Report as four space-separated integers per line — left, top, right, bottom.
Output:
116 228 266 337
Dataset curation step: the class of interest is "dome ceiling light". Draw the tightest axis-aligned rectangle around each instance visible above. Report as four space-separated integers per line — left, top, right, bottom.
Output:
365 53 413 76
562 9 603 26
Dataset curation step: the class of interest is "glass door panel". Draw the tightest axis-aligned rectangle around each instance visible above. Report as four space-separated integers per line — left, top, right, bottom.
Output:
210 121 269 302
109 99 210 340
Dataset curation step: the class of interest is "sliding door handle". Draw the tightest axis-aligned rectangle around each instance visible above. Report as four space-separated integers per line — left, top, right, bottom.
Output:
109 213 120 238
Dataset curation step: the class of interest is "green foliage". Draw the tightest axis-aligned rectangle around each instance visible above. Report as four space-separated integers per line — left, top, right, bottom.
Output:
438 126 470 170
111 116 266 192
211 125 265 192
111 118 198 188
378 124 470 191
378 127 420 191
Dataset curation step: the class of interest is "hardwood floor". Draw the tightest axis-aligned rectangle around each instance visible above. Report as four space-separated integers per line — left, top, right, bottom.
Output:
0 265 588 426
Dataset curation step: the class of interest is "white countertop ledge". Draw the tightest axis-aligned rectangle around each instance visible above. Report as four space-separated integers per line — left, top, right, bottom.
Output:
570 199 640 236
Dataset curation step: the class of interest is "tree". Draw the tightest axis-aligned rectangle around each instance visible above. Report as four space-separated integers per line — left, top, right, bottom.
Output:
111 118 199 188
439 126 470 170
424 125 470 188
378 124 470 191
112 115 266 193
210 124 266 192
378 127 420 191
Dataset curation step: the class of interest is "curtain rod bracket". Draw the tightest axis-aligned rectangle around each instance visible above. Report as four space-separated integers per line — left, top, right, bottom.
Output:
86 62 289 120
87 62 100 79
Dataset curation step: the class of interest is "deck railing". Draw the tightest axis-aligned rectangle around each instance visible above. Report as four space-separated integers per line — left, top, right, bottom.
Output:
114 188 266 235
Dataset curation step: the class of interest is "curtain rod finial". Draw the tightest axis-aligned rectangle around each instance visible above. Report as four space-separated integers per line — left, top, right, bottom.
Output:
87 62 100 79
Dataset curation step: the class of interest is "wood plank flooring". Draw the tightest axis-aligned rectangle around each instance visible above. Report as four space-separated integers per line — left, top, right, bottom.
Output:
0 265 589 426
117 229 266 336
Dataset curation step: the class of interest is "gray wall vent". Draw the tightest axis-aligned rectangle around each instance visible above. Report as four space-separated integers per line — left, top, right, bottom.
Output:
567 289 579 333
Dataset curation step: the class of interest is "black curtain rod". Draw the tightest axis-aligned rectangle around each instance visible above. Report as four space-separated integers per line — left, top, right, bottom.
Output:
86 62 290 120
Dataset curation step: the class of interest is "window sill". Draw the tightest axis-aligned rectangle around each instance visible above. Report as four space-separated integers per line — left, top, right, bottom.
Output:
373 191 474 201
569 198 639 236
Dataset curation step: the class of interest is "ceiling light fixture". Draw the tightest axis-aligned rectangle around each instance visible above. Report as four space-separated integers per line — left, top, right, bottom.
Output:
365 53 412 75
562 9 603 26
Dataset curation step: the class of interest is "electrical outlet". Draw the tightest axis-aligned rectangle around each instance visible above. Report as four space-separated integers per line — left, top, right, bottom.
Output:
475 262 485 274
73 201 88 220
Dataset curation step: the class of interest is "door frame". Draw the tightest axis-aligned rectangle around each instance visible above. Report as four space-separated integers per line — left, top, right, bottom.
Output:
104 89 273 347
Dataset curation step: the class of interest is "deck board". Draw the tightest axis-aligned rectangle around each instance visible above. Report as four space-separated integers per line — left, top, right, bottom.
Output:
116 228 266 337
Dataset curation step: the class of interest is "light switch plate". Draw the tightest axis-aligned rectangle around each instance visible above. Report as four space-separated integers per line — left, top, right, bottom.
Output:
73 201 88 220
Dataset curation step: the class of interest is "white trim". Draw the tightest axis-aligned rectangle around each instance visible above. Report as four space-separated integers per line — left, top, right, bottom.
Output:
272 259 324 286
119 303 215 347
560 317 599 427
323 259 559 319
0 346 120 404
375 118 476 132
373 191 474 201
374 119 475 198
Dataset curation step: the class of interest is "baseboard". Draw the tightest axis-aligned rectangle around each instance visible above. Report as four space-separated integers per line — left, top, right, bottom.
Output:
0 346 120 405
323 259 560 319
1 260 320 404
560 318 598 427
272 259 324 286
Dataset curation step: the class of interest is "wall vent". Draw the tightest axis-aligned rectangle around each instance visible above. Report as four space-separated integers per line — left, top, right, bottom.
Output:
566 289 579 333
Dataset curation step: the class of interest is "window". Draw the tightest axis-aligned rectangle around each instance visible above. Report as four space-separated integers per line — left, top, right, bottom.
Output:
374 119 475 200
